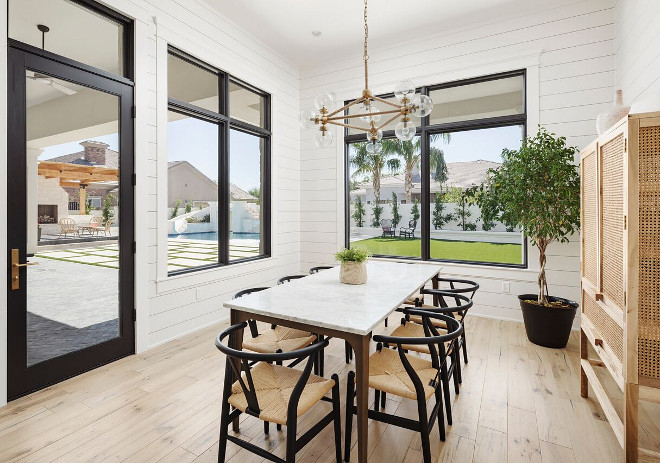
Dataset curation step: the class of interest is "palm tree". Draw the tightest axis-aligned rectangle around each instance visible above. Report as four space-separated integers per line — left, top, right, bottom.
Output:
382 134 451 203
349 142 400 203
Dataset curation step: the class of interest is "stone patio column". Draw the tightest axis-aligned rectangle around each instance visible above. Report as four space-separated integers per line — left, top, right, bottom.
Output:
26 146 43 255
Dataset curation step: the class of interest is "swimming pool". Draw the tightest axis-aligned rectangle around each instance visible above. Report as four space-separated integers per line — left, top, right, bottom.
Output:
168 232 260 241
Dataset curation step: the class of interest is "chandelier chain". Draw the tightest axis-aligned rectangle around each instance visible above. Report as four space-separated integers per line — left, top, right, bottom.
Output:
363 0 369 90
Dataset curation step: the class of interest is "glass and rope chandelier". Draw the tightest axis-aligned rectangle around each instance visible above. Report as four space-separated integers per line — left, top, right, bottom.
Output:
300 0 434 152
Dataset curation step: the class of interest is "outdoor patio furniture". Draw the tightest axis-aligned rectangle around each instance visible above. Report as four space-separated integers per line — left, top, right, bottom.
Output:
92 217 114 236
58 218 78 238
215 324 341 463
381 219 395 237
399 219 417 238
78 216 103 236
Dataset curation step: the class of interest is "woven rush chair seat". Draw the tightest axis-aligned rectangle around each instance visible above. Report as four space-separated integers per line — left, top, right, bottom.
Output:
367 347 438 401
389 322 451 355
408 309 448 328
228 362 335 425
242 326 317 353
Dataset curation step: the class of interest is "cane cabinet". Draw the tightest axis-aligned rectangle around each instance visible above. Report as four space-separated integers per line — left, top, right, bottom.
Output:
580 111 660 462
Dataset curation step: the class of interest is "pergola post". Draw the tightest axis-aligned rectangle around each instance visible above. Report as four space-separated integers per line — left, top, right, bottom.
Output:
79 185 87 215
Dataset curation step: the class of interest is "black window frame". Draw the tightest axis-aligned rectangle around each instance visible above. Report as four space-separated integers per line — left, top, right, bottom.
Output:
344 69 528 269
167 46 271 276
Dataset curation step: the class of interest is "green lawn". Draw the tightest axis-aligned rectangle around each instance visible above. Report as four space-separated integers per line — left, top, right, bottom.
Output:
350 237 523 264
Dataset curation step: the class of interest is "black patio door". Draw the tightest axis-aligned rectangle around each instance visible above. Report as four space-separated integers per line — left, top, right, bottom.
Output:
7 46 135 400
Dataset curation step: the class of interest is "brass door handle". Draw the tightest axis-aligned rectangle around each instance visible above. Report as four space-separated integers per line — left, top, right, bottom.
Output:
10 249 37 290
13 262 38 268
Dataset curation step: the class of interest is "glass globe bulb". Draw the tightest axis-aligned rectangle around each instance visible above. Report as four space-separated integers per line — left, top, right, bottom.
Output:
314 128 334 148
394 80 416 101
395 120 417 141
359 101 381 123
299 108 318 129
365 140 382 154
315 92 335 111
411 94 434 118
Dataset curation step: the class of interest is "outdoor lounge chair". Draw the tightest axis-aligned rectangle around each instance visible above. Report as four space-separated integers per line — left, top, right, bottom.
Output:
92 217 114 236
381 218 395 237
399 219 417 238
78 216 103 236
58 217 78 238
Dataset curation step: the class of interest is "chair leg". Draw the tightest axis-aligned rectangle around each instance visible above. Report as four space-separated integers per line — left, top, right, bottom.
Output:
440 360 452 425
264 421 269 434
453 349 461 394
277 423 282 431
381 391 386 409
285 415 297 462
331 374 342 463
416 395 432 463
384 317 388 328
345 341 351 364
318 335 325 377
462 334 469 364
434 384 446 441
344 371 355 462
374 390 380 411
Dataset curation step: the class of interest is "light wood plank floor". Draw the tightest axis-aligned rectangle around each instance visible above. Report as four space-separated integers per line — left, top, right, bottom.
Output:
1 317 659 462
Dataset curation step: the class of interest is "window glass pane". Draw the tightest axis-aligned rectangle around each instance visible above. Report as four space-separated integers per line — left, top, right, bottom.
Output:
168 53 219 113
347 94 412 136
9 0 125 76
428 75 524 126
428 125 524 264
167 111 219 272
229 129 264 260
229 81 265 128
349 137 421 258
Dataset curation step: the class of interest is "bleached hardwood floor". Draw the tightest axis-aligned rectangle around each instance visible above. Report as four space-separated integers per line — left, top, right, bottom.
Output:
1 317 659 462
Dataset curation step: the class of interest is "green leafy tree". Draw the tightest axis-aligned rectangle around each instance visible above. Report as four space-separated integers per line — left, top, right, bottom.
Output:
371 204 383 227
171 199 181 219
469 184 498 231
352 196 365 227
410 198 420 223
350 142 400 204
102 194 116 225
248 187 261 205
432 193 449 229
390 192 402 229
480 127 580 305
430 146 448 184
86 199 93 214
184 201 192 214
455 188 475 231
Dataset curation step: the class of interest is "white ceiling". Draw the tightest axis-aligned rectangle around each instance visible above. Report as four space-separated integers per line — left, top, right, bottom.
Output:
206 0 574 67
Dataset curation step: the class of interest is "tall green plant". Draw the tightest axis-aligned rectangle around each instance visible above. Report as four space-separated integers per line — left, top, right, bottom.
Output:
454 188 475 231
480 127 580 305
102 194 115 225
184 201 192 214
171 199 181 219
432 193 450 229
410 198 420 223
371 203 383 227
352 197 365 227
390 192 402 229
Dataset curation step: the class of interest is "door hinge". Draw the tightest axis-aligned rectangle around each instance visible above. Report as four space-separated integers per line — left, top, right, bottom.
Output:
624 138 627 153
132 241 136 254
624 291 627 306
131 106 136 118
132 173 136 186
132 308 137 321
623 215 627 230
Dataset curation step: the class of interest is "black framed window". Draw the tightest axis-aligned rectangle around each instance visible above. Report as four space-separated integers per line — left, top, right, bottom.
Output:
167 47 271 275
346 70 527 268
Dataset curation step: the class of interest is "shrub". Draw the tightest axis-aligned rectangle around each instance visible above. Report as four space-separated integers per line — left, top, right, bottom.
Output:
335 248 371 263
171 199 181 219
371 204 383 227
352 197 365 227
390 192 402 229
411 198 420 222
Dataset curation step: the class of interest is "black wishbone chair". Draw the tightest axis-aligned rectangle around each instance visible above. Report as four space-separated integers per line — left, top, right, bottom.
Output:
344 311 463 463
277 274 307 284
309 266 333 274
216 324 342 463
390 292 474 425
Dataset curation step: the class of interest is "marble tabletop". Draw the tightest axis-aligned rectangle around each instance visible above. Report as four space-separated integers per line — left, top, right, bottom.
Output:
223 261 441 335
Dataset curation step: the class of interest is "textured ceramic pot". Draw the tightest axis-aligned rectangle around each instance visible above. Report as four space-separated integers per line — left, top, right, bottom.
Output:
339 261 367 285
596 90 631 135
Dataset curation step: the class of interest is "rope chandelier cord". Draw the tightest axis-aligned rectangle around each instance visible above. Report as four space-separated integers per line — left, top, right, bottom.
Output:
300 0 434 151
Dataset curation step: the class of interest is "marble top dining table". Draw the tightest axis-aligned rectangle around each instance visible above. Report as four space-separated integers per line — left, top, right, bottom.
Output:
223 260 442 463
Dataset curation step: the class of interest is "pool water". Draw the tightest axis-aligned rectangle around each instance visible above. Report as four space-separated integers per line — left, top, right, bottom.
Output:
169 232 260 241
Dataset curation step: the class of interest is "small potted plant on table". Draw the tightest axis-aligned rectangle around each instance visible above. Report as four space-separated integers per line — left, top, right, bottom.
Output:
480 127 581 348
335 248 370 285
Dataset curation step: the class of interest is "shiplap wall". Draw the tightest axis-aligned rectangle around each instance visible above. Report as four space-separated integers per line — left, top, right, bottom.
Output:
299 0 617 323
614 0 660 106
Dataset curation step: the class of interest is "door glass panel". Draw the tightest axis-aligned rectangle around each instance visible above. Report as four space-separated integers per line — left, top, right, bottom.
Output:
26 71 121 366
9 0 126 76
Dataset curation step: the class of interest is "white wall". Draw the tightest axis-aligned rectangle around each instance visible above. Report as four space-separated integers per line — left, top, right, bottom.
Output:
299 0 618 323
0 0 301 405
614 0 660 108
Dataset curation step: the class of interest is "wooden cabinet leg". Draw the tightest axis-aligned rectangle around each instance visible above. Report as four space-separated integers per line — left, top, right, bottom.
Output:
580 329 589 398
624 382 638 463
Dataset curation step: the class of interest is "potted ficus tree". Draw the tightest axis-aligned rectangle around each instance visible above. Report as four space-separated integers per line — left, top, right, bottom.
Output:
335 248 370 285
480 127 581 348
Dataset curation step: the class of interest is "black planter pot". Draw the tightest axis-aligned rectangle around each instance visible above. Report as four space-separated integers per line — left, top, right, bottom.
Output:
519 294 578 349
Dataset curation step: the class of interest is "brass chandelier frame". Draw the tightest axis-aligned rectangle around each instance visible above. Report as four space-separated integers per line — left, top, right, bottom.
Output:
310 0 418 143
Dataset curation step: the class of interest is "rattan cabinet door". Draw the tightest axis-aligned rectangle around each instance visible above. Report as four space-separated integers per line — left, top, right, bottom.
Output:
599 128 627 312
581 143 599 291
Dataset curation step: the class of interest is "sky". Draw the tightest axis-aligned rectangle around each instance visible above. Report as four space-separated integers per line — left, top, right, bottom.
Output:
39 118 263 192
349 124 524 177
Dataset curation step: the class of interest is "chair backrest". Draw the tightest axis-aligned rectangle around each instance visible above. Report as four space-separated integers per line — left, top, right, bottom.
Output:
233 287 269 299
104 217 114 231
216 322 329 418
309 266 333 274
89 216 102 227
380 219 392 229
422 279 479 305
59 217 75 231
414 290 473 325
408 219 417 229
277 275 306 285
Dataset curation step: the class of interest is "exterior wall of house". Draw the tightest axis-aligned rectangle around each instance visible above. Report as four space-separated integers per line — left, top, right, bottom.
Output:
614 0 660 108
37 176 69 222
299 0 617 324
167 163 218 208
